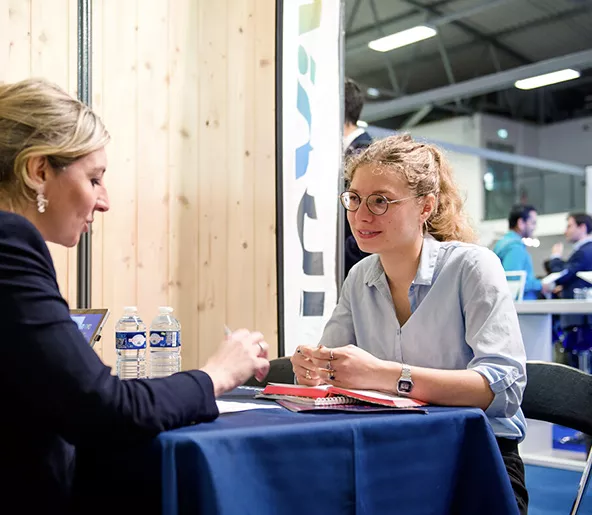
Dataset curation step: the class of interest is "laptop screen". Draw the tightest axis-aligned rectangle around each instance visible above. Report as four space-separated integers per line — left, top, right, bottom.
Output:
70 309 110 346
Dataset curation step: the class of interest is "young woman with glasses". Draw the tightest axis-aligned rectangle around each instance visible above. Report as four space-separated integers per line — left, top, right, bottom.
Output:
290 134 528 515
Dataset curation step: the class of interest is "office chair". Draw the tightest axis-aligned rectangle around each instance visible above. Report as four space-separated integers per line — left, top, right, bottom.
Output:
243 356 294 387
522 361 592 514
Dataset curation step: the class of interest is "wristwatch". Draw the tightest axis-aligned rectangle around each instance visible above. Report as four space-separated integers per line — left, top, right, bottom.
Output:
397 364 414 396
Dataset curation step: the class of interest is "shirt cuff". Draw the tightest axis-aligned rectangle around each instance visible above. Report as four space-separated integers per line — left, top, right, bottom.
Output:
471 365 521 417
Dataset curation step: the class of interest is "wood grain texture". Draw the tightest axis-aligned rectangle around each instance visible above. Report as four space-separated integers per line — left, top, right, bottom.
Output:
0 0 278 368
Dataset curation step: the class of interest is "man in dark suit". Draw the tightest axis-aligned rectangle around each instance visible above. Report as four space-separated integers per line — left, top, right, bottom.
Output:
547 213 592 365
343 78 372 276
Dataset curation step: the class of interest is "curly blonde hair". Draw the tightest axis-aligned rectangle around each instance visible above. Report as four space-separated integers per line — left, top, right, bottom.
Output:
344 133 476 243
0 78 110 210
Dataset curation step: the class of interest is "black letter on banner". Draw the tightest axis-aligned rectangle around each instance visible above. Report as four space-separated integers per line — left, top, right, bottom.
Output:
297 190 325 316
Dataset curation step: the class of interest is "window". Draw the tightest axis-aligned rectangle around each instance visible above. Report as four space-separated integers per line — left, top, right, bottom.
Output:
483 142 585 220
483 143 516 221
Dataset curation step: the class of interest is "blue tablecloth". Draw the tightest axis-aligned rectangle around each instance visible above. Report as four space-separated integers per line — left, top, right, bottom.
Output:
154 389 518 515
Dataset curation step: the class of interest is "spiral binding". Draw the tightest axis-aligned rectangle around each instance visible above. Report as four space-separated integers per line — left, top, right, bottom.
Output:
280 395 360 406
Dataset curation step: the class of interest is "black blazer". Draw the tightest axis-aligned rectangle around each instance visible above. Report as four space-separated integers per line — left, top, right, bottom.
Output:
0 211 219 514
345 131 373 158
547 240 592 328
344 131 373 277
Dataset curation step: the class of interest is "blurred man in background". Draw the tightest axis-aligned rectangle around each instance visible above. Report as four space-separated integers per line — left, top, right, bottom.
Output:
343 78 372 158
546 213 592 449
493 204 542 300
343 78 372 276
546 213 592 368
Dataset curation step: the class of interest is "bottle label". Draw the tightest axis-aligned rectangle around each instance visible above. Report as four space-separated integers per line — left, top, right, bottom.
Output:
149 330 181 348
116 331 147 350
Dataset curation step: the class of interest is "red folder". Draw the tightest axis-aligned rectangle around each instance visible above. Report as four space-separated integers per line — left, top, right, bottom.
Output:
261 383 426 408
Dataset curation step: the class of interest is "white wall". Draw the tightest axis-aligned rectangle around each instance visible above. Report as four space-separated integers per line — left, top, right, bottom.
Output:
408 117 484 237
539 116 592 166
478 113 539 156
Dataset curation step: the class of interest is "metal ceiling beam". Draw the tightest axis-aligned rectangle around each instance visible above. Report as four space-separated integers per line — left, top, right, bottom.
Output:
346 0 452 40
401 104 434 129
428 0 516 28
352 4 592 81
345 0 362 34
362 49 592 122
368 0 400 94
398 0 530 64
366 126 585 176
493 3 592 40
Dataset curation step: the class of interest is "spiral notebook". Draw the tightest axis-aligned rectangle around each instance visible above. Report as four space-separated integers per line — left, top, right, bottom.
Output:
258 383 427 410
258 393 360 406
275 398 426 414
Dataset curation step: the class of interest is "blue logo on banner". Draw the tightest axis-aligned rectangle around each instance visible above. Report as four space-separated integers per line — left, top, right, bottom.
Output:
295 0 325 318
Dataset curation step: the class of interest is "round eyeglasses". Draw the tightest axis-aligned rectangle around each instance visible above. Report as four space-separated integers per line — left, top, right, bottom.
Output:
339 191 420 216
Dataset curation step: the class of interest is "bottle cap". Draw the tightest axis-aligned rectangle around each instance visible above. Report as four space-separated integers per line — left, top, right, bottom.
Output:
124 306 138 312
158 306 174 314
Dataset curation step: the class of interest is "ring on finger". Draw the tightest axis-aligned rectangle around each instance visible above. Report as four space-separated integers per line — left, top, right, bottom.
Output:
330 349 334 361
305 369 311 380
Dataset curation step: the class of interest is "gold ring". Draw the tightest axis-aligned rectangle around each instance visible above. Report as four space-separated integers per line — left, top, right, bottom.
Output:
305 369 311 380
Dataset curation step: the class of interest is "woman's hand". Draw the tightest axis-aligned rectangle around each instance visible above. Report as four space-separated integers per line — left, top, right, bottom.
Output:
290 345 324 386
201 329 270 397
308 344 398 391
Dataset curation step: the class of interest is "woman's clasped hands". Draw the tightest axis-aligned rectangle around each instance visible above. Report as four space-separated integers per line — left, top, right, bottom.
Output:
291 344 395 391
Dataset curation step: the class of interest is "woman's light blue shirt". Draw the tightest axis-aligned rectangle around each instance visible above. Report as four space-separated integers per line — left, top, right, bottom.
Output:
319 234 527 440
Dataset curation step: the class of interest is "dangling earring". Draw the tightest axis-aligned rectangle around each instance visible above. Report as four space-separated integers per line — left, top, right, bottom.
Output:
36 191 48 213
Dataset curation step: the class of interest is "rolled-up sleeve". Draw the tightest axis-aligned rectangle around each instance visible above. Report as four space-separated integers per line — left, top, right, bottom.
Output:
460 247 527 418
317 275 357 349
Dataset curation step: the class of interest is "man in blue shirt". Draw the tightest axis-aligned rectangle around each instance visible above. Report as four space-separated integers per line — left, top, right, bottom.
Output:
493 205 542 300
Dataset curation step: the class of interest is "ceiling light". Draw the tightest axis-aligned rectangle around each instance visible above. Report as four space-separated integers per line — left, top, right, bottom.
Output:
368 25 437 53
522 237 540 248
497 129 508 139
366 87 381 98
514 69 580 90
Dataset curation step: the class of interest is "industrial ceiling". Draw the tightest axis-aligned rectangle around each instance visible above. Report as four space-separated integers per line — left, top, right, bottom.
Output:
345 0 592 128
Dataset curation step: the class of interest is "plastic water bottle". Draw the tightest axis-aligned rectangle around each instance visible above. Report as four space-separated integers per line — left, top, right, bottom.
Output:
149 306 181 378
115 306 147 379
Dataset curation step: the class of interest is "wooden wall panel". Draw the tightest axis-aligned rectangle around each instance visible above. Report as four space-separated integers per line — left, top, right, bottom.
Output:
196 0 230 366
167 0 201 369
96 0 277 367
226 0 256 341
2 0 278 369
254 0 279 349
95 0 140 367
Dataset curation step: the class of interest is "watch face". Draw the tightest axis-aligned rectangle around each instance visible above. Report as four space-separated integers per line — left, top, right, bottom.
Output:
398 379 413 394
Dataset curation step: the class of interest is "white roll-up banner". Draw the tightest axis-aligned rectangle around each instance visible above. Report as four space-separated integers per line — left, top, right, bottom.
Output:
276 0 343 356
